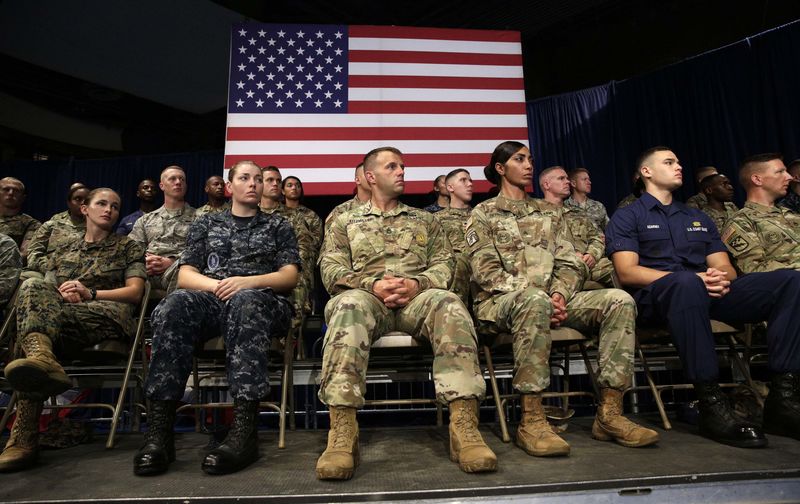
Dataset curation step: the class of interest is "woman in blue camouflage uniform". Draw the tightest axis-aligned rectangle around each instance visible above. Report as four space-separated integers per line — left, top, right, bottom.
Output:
0 188 146 472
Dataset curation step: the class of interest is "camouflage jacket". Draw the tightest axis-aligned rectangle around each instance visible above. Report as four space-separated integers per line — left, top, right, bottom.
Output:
129 203 195 258
564 196 609 231
434 207 472 253
194 201 231 218
0 233 21 307
320 201 453 296
686 193 738 214
721 201 800 273
295 205 323 253
540 200 605 262
0 213 41 249
26 211 85 274
260 203 313 270
466 194 586 306
616 193 638 210
778 190 800 214
700 204 738 233
325 196 369 235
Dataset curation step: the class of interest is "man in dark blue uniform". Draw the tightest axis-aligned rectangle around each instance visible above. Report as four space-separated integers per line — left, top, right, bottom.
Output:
607 146 800 448
133 160 301 476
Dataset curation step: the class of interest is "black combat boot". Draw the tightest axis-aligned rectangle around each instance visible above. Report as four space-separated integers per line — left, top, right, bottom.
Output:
201 398 259 475
694 382 767 448
133 400 177 476
763 373 800 440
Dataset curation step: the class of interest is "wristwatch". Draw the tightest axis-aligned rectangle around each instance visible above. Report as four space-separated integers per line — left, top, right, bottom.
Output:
89 288 97 301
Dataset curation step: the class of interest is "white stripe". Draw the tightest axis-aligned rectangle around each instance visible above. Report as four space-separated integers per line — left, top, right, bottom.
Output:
225 139 528 155
349 62 523 78
226 113 527 128
348 87 525 103
349 37 521 55
277 166 491 183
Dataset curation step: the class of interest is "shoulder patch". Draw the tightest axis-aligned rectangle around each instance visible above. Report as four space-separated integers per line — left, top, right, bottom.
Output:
465 229 478 247
727 235 750 252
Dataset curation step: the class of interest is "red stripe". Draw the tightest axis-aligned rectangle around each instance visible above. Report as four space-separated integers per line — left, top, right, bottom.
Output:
349 50 521 66
348 75 524 90
227 127 527 141
347 101 526 114
349 26 520 43
299 179 495 196
223 152 492 170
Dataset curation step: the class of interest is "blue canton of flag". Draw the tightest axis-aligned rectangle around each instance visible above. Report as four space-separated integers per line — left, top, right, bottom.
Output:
228 23 348 113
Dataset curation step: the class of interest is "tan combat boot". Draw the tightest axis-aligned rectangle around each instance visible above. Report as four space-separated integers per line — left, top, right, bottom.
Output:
592 388 659 447
448 398 497 473
0 398 43 472
5 332 71 397
316 406 359 480
516 393 570 456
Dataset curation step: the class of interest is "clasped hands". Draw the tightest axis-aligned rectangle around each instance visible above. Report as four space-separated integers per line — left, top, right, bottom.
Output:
697 267 731 298
58 280 91 303
372 275 420 308
145 253 174 276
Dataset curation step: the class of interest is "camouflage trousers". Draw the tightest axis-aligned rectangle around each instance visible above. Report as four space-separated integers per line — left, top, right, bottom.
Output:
148 260 180 293
145 288 292 401
590 257 615 288
15 278 129 357
318 288 486 408
450 252 471 307
477 286 636 393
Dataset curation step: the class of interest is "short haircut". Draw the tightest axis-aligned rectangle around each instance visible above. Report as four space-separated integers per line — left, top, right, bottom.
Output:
160 165 185 180
229 160 261 181
695 166 718 184
206 174 224 185
635 146 672 175
0 177 25 193
281 175 302 189
445 168 470 184
484 141 527 186
699 173 724 193
738 152 783 189
433 174 445 188
538 165 566 190
568 167 589 180
363 147 403 172
354 163 364 177
67 184 89 201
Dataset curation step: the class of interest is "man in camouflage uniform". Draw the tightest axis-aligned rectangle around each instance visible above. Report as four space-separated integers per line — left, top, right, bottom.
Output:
722 153 800 273
539 166 614 287
0 233 21 307
129 166 195 293
565 167 609 231
26 185 89 278
0 177 41 258
433 168 473 305
697 173 738 231
469 142 657 458
778 159 800 213
316 147 496 480
324 163 371 235
194 175 231 218
685 166 719 209
116 179 158 236
135 161 300 477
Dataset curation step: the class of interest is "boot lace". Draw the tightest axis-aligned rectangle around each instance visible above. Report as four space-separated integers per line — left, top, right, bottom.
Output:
454 407 481 443
331 413 354 449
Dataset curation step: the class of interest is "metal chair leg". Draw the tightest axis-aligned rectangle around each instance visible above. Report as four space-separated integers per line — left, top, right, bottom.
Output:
637 342 671 430
483 345 510 442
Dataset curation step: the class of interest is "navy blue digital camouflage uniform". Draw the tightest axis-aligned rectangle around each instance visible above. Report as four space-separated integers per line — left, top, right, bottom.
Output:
144 210 301 401
606 192 800 382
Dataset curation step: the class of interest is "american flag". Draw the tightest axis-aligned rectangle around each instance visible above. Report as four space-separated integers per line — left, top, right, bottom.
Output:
224 22 528 195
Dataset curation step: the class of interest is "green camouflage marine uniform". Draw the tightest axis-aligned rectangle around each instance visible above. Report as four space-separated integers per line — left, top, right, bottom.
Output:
466 194 636 393
25 211 86 278
318 201 485 407
128 203 195 293
16 234 145 356
0 213 41 252
433 206 472 306
0 233 22 308
564 196 609 231
721 202 800 273
324 196 369 235
194 201 231 218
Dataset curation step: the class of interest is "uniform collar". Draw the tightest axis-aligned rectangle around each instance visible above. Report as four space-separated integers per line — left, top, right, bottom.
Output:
640 192 689 216
362 200 409 217
744 201 782 213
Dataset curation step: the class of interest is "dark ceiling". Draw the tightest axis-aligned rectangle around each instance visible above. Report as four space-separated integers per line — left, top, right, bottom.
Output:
1 0 799 161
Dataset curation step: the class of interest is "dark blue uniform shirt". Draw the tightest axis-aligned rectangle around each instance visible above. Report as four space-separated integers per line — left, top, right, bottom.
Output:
606 192 727 273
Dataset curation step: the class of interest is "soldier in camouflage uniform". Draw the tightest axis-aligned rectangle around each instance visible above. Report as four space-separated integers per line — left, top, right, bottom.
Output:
615 172 642 210
540 166 615 287
316 147 496 480
777 159 800 213
685 166 720 209
194 175 231 218
0 233 21 308
696 173 738 231
324 163 371 235
0 188 146 472
722 154 799 273
135 161 300 477
0 177 41 258
565 167 609 231
468 142 657 458
434 168 473 306
283 176 323 254
129 166 195 293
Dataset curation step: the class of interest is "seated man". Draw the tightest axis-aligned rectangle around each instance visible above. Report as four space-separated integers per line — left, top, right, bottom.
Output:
129 167 195 293
722 153 799 272
317 147 495 480
324 163 371 235
607 146 800 447
685 166 720 209
539 166 614 287
0 177 40 258
777 159 800 213
116 179 158 236
134 160 300 476
194 175 231 218
697 173 738 231
433 168 474 305
565 167 609 231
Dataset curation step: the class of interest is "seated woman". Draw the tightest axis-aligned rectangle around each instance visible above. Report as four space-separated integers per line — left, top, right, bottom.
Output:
26 184 90 276
0 188 146 472
466 141 658 458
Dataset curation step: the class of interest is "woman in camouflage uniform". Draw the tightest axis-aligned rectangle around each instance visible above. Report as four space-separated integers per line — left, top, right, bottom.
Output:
0 188 146 472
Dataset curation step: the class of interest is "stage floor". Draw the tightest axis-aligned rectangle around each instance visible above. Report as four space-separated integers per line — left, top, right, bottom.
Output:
2 416 799 503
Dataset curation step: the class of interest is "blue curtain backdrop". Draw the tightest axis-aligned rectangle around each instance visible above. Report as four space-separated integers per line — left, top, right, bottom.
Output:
3 20 800 222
